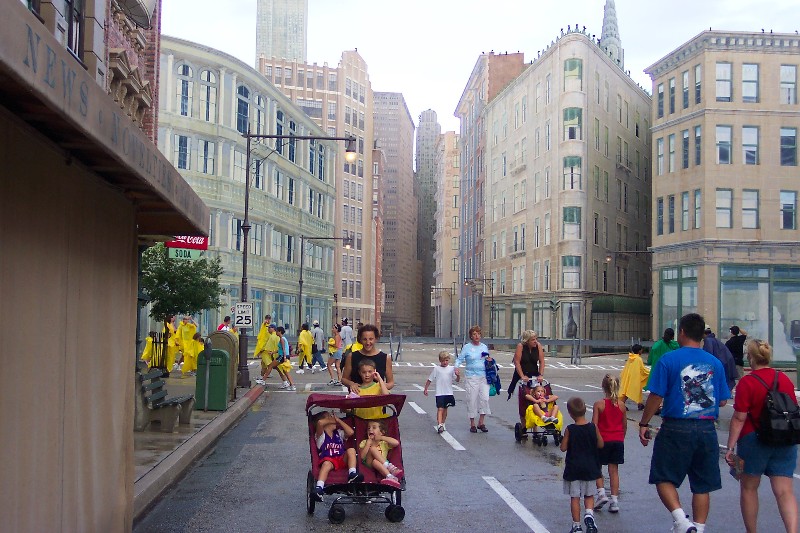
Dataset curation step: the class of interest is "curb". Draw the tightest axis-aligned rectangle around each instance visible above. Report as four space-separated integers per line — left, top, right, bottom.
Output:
133 385 265 521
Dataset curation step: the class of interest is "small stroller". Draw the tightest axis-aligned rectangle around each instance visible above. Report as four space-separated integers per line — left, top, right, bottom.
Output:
514 378 564 446
306 393 406 524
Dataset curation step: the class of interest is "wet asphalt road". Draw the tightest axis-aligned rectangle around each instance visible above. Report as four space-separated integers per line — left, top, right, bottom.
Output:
134 343 800 533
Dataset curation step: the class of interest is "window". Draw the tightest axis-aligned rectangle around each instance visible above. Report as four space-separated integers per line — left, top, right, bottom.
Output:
657 83 664 118
236 85 250 134
716 62 732 102
563 156 581 190
780 191 797 229
780 65 797 104
656 197 664 235
716 189 733 228
681 191 689 230
544 260 551 290
545 167 551 198
563 207 581 239
682 130 690 169
563 108 582 140
544 213 551 246
716 126 732 164
742 64 759 103
545 121 551 150
594 118 600 150
546 74 552 103
742 189 759 229
694 189 702 229
233 150 246 182
174 135 190 170
656 137 664 175
682 71 689 108
695 64 702 104
593 213 599 244
562 256 581 289
694 125 702 166
668 195 675 233
668 134 675 172
742 126 759 165
197 140 215 174
669 78 676 114
564 59 583 91
199 70 217 122
176 64 193 117
65 0 83 58
781 127 797 166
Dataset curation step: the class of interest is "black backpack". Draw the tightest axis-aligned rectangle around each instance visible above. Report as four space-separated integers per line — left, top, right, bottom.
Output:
747 371 800 446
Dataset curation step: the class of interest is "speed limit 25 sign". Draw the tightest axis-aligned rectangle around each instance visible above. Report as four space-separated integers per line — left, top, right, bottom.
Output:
234 302 253 328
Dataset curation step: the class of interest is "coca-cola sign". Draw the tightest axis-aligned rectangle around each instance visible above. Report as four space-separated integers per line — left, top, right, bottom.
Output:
165 236 209 250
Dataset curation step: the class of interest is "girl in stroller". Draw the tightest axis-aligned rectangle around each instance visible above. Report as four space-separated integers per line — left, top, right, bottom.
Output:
526 384 560 423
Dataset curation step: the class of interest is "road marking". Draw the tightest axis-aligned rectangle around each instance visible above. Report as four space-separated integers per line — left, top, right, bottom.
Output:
408 401 426 414
585 384 602 389
409 383 425 391
441 431 465 451
483 476 551 533
552 384 581 391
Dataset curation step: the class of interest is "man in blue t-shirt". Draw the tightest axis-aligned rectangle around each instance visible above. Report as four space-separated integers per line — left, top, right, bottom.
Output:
638 313 730 533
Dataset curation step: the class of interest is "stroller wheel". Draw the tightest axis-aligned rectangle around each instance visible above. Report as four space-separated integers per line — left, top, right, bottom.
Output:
542 435 548 446
514 423 523 442
306 471 316 515
385 504 406 522
328 505 346 524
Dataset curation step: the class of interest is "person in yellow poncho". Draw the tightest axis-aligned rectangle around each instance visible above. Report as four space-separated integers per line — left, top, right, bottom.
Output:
181 332 204 375
161 315 180 374
256 324 279 382
296 323 314 373
176 315 197 374
619 343 649 409
253 315 272 360
140 332 155 367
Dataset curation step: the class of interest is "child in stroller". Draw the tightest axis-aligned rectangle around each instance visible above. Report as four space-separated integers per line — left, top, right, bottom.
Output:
514 379 564 446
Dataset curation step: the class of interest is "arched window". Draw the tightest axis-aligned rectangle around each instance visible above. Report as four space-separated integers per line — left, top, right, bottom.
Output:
236 85 250 134
176 64 193 117
255 95 266 137
199 69 217 122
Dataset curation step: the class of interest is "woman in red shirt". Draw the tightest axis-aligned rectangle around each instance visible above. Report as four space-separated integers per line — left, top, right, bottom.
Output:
725 339 798 533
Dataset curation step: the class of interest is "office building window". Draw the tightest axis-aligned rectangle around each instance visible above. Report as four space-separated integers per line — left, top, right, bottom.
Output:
562 256 581 289
682 129 689 169
174 135 190 170
563 156 581 190
669 78 676 114
656 137 664 175
233 150 246 182
668 134 675 172
716 189 733 228
563 207 581 240
693 189 702 229
236 85 250 134
544 213 551 245
564 58 583 91
176 64 193 117
668 195 675 233
780 191 797 229
656 197 664 235
716 126 732 164
657 83 664 118
65 0 83 58
682 71 690 108
742 189 759 229
695 64 702 104
681 192 690 230
563 108 582 140
742 63 759 103
199 70 217 122
694 125 702 166
716 62 732 102
781 127 797 166
780 65 797 104
197 140 215 174
742 126 759 165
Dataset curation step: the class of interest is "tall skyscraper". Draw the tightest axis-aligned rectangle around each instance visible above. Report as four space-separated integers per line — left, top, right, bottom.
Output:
645 30 800 362
374 92 421 335
416 110 441 335
256 0 308 63
433 131 461 337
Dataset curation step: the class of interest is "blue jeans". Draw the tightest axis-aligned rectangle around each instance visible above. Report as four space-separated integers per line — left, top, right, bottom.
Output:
311 349 327 369
649 418 721 493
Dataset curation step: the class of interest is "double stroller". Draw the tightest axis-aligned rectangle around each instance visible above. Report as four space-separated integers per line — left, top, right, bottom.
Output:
513 378 564 446
305 393 406 524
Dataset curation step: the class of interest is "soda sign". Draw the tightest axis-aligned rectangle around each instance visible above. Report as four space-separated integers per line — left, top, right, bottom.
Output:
165 236 208 250
169 247 202 260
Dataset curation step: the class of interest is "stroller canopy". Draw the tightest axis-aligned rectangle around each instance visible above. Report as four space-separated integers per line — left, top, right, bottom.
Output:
306 393 406 416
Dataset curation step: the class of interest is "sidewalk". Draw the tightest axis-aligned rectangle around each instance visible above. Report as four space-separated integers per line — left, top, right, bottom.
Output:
133 370 264 521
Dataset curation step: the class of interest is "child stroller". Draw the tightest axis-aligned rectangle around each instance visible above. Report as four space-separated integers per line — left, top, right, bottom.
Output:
514 378 564 446
305 393 406 524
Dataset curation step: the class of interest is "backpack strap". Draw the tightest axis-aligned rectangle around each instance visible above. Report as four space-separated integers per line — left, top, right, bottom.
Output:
744 370 780 429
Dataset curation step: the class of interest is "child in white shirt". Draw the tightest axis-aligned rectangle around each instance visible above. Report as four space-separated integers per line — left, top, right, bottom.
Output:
423 351 460 433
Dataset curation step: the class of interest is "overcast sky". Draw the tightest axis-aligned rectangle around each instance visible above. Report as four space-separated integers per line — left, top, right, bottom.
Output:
161 0 799 132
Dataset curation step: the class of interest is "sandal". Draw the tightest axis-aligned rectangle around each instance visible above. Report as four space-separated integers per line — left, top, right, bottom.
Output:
478 425 489 432
470 426 478 433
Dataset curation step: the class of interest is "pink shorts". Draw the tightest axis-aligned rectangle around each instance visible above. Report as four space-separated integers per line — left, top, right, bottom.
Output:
319 454 346 471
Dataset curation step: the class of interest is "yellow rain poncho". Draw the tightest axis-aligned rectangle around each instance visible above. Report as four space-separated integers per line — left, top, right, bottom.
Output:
162 321 180 371
182 338 203 373
298 329 314 366
140 336 154 366
619 352 650 404
254 322 270 359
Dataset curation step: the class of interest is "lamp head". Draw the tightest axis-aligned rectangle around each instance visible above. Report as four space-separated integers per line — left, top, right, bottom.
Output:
344 137 357 163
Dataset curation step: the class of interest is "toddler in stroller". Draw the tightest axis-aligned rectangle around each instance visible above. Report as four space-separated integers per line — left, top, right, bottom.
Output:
514 379 564 446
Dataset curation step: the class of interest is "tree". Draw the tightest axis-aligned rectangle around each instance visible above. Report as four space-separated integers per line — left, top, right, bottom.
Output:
140 243 225 323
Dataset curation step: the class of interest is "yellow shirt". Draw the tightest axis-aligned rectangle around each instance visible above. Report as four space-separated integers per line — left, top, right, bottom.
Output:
354 382 388 419
254 323 270 356
298 330 314 357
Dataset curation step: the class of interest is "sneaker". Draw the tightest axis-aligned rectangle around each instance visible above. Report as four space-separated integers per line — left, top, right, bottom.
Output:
311 367 318 374
334 380 342 386
172 363 181 372
386 462 403 477
672 516 697 533
296 369 305 374
380 474 401 488
328 380 336 386
313 486 324 502
288 385 297 391
441 423 447 432
594 493 609 510
255 378 266 385
583 514 597 533
280 381 290 389
347 471 364 483
608 501 619 513
436 424 444 434
570 526 583 533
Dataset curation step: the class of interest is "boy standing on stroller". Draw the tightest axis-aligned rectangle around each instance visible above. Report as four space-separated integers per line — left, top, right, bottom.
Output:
423 351 460 433
525 384 560 424
560 397 604 533
312 411 363 501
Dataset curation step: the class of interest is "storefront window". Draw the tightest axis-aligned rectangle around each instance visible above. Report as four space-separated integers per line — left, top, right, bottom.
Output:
659 267 697 333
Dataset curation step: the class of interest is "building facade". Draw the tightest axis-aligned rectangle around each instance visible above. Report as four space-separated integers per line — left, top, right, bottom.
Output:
645 30 800 363
433 131 461 337
416 109 441 334
1 2 206 530
255 0 307 63
257 52 378 326
372 145 386 328
455 52 526 337
159 36 340 334
374 92 421 335
482 4 652 342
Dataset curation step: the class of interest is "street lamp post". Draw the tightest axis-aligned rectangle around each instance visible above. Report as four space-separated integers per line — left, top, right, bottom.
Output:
430 284 456 337
464 277 495 338
297 234 352 335
237 129 356 388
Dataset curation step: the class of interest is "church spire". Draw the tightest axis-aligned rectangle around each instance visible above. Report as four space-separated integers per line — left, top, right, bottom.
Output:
599 0 624 69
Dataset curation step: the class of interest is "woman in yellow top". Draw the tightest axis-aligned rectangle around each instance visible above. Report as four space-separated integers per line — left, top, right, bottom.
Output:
162 315 180 374
296 323 314 373
619 343 650 409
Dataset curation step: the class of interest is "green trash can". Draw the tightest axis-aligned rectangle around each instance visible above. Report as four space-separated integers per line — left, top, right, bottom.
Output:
196 348 230 411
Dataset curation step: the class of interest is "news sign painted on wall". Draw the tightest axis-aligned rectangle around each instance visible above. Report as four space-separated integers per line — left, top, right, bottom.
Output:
165 236 208 250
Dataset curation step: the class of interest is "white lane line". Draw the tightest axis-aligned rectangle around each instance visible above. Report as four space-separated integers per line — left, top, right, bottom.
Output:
408 401 426 414
551 384 581 391
483 476 551 533
585 384 602 389
410 383 425 391
441 431 465 451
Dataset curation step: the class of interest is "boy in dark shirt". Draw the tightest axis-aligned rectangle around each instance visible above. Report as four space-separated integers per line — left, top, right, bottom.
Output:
561 397 604 533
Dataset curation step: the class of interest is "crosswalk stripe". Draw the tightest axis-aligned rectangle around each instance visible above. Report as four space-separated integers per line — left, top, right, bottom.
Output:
407 401 426 414
441 430 465 451
483 476 551 532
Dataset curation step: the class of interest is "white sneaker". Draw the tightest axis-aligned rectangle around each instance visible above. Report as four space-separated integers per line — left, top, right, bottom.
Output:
255 378 265 385
594 492 609 510
583 514 597 533
280 381 290 389
311 367 319 374
296 369 305 374
672 516 697 533
441 423 446 432
608 500 619 513
288 385 296 391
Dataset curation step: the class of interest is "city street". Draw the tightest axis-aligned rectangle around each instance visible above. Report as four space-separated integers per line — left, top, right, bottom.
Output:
135 343 800 533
